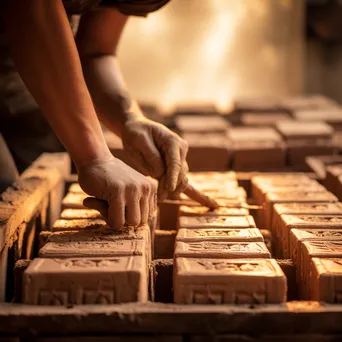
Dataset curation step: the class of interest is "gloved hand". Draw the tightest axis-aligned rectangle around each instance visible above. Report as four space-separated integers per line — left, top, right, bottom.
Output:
77 155 157 230
121 117 189 201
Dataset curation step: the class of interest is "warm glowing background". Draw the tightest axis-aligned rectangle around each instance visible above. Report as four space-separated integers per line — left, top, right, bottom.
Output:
118 0 304 113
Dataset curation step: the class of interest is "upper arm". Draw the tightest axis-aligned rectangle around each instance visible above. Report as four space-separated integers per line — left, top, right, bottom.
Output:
76 8 128 57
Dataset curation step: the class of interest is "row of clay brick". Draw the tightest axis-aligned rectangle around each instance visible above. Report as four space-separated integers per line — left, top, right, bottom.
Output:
173 172 287 305
104 120 341 173
251 173 342 302
23 186 152 305
148 94 340 117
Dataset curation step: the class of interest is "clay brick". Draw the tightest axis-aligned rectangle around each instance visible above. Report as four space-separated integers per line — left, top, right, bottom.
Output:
293 109 342 130
263 190 337 234
280 94 339 112
273 202 342 217
39 231 51 249
325 165 342 196
175 115 229 134
52 218 108 232
311 258 342 302
182 133 231 172
60 208 103 220
39 239 146 259
179 215 256 229
187 171 237 184
68 183 85 194
174 258 286 304
176 228 263 243
276 121 334 142
179 205 249 217
178 197 245 208
251 173 312 204
252 178 322 215
290 229 342 269
191 179 239 191
306 155 342 179
286 142 336 168
174 241 271 259
256 181 327 228
299 241 342 299
229 127 284 142
277 215 342 258
23 256 148 305
229 127 286 170
240 112 292 127
46 226 151 261
180 187 246 202
272 202 342 247
61 193 87 209
232 141 286 171
233 96 283 112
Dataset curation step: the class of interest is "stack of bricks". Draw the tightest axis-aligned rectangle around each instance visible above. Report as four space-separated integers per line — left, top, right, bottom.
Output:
171 94 342 172
174 171 287 305
23 183 151 305
251 172 342 303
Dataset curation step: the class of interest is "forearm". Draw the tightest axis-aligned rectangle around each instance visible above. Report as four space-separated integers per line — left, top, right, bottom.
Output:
2 0 111 168
81 55 144 137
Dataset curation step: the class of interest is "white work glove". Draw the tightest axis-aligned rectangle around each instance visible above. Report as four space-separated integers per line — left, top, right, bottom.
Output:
122 117 189 201
78 156 157 230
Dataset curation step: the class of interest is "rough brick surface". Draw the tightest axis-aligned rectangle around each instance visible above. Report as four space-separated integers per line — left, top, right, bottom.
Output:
311 258 342 303
299 241 342 299
290 229 342 271
179 205 249 217
275 214 342 258
179 216 256 229
24 256 148 305
174 258 286 304
52 218 108 232
176 228 263 243
175 115 229 134
61 193 87 209
183 133 231 172
263 190 337 232
174 241 271 259
60 209 103 220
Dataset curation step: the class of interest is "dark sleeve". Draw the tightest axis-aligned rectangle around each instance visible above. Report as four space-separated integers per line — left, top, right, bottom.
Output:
101 0 170 17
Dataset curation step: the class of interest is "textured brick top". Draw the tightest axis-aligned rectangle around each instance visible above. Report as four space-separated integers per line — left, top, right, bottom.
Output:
179 215 256 229
276 121 333 140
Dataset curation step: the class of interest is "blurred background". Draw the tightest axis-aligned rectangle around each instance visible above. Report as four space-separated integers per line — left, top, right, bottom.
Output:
117 0 342 113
